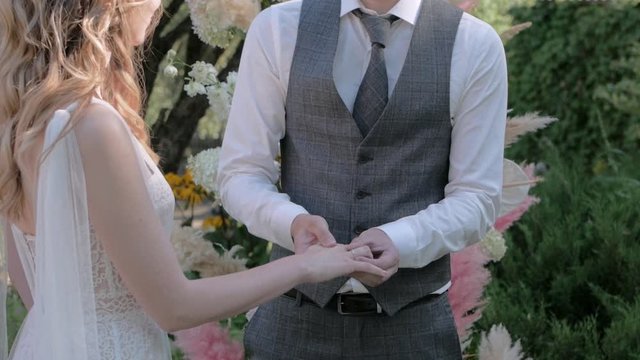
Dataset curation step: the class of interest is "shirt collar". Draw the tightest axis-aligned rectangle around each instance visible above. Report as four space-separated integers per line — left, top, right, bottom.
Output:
340 0 421 25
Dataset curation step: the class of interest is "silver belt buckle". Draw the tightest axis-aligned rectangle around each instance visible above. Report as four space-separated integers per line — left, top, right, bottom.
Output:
337 294 383 315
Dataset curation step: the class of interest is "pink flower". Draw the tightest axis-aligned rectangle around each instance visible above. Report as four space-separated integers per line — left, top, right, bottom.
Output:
454 0 480 12
174 322 244 360
449 244 492 347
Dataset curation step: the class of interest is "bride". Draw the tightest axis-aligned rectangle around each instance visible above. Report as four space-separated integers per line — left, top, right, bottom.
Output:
0 0 390 358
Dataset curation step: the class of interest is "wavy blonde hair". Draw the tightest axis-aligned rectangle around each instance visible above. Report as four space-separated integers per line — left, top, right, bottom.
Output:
0 0 161 221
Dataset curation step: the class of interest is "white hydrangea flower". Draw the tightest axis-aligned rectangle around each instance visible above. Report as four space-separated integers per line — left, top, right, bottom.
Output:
187 147 221 196
188 61 218 86
480 227 508 262
164 65 179 78
222 71 238 92
186 0 260 48
184 81 207 97
206 85 232 118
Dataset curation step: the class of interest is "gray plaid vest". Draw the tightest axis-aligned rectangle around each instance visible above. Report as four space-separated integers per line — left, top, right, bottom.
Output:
271 0 463 316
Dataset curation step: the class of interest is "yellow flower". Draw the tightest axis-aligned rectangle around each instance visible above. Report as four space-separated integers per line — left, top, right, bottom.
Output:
188 189 205 205
175 186 194 202
202 216 224 230
166 170 208 204
165 172 183 189
182 170 194 184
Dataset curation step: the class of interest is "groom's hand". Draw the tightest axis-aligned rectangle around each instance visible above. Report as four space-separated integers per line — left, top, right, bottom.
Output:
291 214 337 254
348 228 400 287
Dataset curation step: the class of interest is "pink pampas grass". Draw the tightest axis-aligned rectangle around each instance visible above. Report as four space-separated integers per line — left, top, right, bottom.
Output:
449 244 492 347
174 322 244 360
495 196 539 233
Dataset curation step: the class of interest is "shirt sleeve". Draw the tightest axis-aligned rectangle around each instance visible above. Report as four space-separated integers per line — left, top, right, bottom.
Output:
217 9 308 252
377 22 508 268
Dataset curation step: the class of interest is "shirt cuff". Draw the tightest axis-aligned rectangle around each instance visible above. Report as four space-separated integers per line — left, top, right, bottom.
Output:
376 220 419 268
270 203 309 252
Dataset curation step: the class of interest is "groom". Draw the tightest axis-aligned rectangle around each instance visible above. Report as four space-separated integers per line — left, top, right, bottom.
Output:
218 0 507 358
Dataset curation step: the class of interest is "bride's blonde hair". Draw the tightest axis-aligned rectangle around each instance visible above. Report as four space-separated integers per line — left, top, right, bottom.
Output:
0 0 161 220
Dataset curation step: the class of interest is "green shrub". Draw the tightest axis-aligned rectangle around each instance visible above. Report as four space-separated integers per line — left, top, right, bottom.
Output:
505 1 640 166
477 150 640 359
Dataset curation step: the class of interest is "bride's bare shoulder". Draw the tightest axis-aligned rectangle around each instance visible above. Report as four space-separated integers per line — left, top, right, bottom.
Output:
73 102 134 158
74 102 129 143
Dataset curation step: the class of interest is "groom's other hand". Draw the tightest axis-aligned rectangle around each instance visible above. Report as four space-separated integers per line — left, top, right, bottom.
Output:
291 214 337 254
348 229 400 287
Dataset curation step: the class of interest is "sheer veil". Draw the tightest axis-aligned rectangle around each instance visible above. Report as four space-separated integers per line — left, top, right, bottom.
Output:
0 105 101 358
31 105 100 357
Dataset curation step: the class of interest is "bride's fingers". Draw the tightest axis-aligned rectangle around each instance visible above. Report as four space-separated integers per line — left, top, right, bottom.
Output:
351 260 388 278
350 246 373 259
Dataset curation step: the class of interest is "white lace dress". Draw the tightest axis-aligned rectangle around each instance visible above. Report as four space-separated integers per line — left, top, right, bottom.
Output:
7 99 174 359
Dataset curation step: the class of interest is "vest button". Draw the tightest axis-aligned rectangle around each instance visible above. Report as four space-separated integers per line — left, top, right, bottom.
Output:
356 190 370 199
358 155 373 164
354 225 365 235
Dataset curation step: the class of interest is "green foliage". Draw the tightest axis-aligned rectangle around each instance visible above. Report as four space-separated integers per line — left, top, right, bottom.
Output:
505 1 640 167
470 0 532 34
6 289 27 348
204 217 271 269
594 45 640 117
477 149 640 359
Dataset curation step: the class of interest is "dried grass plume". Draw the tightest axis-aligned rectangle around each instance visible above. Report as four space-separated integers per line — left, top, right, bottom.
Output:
505 113 557 147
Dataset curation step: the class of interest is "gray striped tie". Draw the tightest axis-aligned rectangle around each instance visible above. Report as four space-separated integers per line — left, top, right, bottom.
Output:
352 10 394 137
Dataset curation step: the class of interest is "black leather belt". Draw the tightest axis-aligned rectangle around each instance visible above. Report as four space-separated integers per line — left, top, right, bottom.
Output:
284 289 383 315
284 289 442 316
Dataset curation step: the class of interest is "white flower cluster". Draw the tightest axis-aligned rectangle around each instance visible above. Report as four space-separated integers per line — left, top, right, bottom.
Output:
183 61 220 97
186 0 261 48
171 223 247 276
197 71 237 139
479 227 508 262
189 61 218 86
164 51 237 140
187 147 221 196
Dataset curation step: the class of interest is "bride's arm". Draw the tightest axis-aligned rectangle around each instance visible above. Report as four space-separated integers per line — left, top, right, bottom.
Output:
2 220 33 310
74 105 388 333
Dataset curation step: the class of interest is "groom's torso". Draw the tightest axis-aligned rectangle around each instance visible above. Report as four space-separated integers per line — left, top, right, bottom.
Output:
271 0 463 316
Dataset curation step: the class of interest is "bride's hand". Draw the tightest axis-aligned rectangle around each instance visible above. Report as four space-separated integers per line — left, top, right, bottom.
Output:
298 244 392 284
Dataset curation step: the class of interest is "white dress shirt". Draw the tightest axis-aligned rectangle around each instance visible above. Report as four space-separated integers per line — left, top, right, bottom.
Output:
218 0 507 293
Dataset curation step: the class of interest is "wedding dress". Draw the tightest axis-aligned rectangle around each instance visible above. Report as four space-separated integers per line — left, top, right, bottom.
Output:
1 98 174 359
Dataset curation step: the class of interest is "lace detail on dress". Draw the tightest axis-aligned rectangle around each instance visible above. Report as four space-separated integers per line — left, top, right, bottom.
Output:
9 100 176 360
90 158 175 358
23 237 35 259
